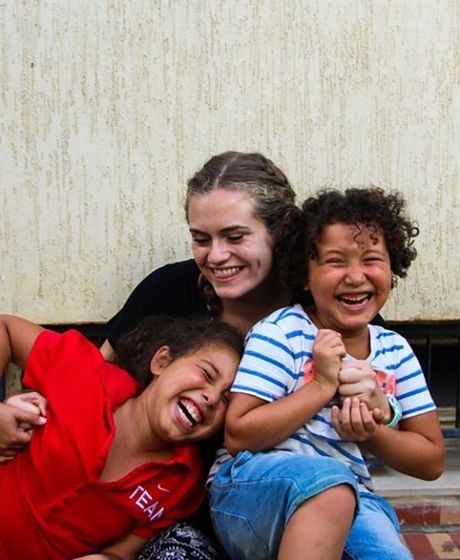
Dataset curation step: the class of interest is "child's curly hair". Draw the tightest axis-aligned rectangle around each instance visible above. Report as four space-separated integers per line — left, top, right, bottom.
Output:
301 187 419 284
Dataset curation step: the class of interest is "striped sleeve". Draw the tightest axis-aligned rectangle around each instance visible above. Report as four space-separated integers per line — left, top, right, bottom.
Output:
390 334 436 419
231 319 300 402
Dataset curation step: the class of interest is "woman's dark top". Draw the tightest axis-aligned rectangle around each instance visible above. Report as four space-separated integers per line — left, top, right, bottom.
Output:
107 260 208 347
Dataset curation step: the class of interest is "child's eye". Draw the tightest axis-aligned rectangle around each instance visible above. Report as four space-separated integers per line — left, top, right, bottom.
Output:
325 258 344 265
201 368 213 382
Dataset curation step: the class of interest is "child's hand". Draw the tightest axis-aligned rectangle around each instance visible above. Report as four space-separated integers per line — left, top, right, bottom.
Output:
6 392 47 430
6 391 47 417
0 402 45 462
312 329 346 389
331 398 380 442
338 360 391 422
0 393 47 462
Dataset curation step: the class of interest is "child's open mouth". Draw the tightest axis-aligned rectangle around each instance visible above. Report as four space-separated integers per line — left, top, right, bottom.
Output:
177 398 203 430
337 293 371 309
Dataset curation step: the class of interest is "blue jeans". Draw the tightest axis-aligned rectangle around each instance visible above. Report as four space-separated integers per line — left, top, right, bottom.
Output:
343 491 413 559
210 451 412 560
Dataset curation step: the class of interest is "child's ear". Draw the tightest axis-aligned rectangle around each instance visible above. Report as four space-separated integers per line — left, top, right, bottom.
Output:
303 260 310 290
303 273 310 291
150 346 173 378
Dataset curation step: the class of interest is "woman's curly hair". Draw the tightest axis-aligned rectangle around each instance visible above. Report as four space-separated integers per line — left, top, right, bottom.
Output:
301 187 419 284
187 151 307 313
113 315 244 390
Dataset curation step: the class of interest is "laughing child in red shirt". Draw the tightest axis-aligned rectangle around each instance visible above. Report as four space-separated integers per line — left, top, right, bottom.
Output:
0 314 242 560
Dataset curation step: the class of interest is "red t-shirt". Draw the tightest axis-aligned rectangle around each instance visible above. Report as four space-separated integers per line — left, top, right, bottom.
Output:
0 330 205 559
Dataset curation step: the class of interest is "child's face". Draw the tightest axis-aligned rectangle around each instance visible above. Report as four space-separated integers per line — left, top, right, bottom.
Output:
145 343 239 445
306 222 392 336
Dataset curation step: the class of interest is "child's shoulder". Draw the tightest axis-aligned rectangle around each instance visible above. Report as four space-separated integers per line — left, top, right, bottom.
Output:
262 303 308 323
369 323 411 351
250 304 314 335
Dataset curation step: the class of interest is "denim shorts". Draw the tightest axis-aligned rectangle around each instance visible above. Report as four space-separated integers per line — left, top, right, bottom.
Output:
210 451 412 560
210 450 359 560
344 491 413 559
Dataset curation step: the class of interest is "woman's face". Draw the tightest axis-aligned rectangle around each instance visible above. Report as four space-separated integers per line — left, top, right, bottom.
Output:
188 189 274 301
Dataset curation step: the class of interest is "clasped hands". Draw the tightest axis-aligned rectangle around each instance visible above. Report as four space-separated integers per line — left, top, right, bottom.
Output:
0 392 47 462
313 329 391 442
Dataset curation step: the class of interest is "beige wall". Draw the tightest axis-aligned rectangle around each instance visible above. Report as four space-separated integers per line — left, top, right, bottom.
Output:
1 0 459 323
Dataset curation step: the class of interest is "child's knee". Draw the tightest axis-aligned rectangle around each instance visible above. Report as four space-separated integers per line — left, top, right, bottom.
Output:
313 484 356 519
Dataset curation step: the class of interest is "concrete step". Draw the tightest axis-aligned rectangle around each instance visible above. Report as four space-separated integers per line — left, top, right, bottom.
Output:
372 440 460 531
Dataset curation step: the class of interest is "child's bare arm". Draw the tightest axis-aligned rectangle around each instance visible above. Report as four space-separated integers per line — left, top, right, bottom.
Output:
0 315 45 458
225 382 336 455
358 410 444 480
331 394 444 480
225 329 344 455
0 315 43 371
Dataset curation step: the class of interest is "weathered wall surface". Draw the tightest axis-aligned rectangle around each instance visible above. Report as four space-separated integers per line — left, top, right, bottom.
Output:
1 0 459 323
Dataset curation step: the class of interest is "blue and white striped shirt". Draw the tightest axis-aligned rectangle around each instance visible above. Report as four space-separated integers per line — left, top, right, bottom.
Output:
209 304 435 491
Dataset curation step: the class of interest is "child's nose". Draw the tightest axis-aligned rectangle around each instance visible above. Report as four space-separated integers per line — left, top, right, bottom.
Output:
344 266 366 285
202 390 218 408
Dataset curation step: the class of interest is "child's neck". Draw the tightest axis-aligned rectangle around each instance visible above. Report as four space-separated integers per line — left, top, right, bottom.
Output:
306 305 371 360
99 398 173 482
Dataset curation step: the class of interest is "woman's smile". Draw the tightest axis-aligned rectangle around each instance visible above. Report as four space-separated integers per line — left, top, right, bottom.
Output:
207 265 245 282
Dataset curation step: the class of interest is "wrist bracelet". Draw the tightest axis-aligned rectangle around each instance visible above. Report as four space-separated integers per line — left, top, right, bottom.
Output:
385 393 402 428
